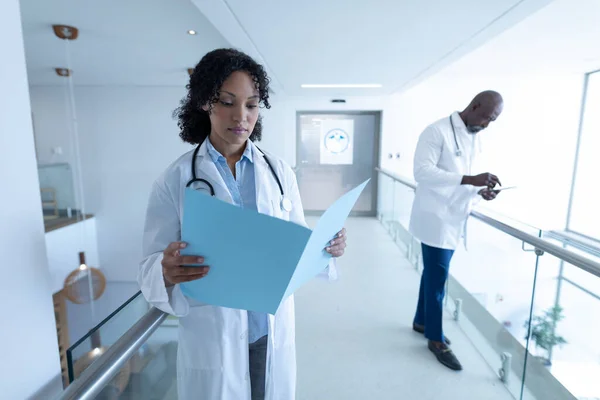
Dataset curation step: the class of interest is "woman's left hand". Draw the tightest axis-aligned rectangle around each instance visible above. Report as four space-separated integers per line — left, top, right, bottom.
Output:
326 228 347 257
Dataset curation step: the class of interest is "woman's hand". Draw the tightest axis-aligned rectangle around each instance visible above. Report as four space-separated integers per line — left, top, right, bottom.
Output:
162 242 210 287
326 228 347 258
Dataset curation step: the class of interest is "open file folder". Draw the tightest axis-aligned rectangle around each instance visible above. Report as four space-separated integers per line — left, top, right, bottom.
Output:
180 179 370 314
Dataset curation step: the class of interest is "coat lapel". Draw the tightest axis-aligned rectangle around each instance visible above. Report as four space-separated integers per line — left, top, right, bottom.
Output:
194 141 234 204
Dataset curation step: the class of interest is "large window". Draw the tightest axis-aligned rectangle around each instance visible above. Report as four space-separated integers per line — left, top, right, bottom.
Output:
569 70 600 240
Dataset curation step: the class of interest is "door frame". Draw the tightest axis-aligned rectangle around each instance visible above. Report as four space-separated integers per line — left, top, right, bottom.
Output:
295 110 382 217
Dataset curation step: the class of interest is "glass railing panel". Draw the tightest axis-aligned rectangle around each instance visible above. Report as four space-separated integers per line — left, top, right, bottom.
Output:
524 251 600 400
66 282 141 349
390 180 415 257
542 236 600 293
373 171 590 400
377 173 396 231
474 205 548 237
392 180 413 228
562 259 600 293
437 219 541 399
66 291 149 384
63 311 177 400
377 172 418 262
100 316 178 399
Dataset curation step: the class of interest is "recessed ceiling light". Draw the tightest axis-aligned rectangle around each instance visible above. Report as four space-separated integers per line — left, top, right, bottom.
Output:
301 84 382 89
187 30 197 35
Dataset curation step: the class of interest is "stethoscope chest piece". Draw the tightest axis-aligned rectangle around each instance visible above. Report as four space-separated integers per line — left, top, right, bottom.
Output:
281 197 293 212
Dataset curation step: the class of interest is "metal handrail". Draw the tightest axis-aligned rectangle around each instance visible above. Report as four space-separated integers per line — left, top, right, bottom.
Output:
56 307 167 400
545 229 600 259
376 167 600 279
55 169 600 398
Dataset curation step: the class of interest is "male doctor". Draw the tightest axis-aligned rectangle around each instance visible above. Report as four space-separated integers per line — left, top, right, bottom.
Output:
409 91 504 371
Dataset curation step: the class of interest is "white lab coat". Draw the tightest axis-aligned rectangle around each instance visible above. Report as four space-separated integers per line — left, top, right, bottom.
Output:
409 112 482 250
138 140 336 400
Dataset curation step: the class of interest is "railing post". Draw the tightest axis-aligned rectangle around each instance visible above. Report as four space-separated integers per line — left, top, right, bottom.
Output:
499 352 512 383
453 298 462 321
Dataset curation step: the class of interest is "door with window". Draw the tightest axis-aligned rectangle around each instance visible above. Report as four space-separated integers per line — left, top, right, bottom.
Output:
296 112 380 215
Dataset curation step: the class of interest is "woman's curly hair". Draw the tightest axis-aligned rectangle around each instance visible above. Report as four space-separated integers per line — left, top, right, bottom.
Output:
174 48 271 145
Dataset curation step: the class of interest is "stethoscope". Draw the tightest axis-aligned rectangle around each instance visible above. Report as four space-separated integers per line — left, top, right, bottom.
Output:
185 143 293 212
449 115 462 157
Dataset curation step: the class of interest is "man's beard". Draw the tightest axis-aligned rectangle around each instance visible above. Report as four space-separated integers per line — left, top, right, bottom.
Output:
467 125 484 134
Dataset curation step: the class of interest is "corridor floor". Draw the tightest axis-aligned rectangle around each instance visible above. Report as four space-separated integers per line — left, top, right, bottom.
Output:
295 217 513 400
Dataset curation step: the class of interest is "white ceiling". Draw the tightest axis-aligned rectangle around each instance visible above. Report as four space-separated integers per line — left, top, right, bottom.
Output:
461 0 600 76
20 0 229 86
193 0 554 96
19 0 561 95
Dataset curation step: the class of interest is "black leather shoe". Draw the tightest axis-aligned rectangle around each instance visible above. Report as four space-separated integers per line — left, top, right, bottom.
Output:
428 340 462 371
412 323 451 345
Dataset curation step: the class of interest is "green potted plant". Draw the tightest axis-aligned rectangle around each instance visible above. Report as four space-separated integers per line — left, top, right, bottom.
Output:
524 305 567 366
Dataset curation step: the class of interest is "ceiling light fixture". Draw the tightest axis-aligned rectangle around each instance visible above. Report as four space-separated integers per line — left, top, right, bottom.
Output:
301 84 382 89
52 25 79 40
187 30 197 35
55 68 72 77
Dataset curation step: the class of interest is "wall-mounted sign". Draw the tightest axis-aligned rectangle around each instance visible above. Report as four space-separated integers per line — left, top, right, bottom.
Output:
320 119 354 165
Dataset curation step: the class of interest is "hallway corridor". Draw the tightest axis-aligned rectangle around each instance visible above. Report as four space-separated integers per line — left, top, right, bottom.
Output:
295 218 513 400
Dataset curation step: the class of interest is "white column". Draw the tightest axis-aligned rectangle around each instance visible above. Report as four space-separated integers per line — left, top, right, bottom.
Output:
0 1 62 398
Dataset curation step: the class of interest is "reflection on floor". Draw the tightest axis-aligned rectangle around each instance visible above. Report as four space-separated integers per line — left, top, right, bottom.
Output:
295 217 512 400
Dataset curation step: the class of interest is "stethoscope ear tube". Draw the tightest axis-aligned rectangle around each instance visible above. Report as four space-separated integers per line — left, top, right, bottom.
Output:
449 115 462 157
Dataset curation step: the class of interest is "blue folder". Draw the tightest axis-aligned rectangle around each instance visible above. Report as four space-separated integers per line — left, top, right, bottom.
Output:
180 179 369 314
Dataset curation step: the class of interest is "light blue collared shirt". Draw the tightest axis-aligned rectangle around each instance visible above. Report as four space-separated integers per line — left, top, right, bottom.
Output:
206 139 268 344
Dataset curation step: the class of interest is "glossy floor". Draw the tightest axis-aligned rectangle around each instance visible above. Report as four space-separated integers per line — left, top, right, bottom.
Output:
295 217 512 400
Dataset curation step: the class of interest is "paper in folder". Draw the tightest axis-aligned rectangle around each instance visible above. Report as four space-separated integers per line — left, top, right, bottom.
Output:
180 179 369 314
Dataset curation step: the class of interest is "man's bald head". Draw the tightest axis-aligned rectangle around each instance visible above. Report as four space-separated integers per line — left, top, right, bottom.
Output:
461 90 504 133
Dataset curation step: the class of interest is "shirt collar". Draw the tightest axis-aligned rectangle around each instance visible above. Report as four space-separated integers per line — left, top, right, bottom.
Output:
206 138 254 164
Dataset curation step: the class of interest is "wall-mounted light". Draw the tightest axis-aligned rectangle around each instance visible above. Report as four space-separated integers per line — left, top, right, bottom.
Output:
187 30 197 35
301 84 382 89
55 68 72 77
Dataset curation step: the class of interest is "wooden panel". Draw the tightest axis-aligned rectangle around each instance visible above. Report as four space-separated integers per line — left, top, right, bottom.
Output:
53 290 70 388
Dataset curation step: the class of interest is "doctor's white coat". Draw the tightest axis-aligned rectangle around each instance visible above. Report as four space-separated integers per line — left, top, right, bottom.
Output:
138 140 336 400
409 112 482 250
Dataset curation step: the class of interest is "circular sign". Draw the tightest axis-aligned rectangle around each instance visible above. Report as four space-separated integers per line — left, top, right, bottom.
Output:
324 129 350 154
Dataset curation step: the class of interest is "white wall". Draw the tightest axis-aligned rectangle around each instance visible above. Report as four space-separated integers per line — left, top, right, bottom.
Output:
31 84 77 166
45 218 100 293
66 282 143 348
30 86 391 281
30 86 191 281
0 1 61 398
381 54 583 232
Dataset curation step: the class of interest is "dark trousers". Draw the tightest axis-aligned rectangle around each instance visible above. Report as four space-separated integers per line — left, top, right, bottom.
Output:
249 335 268 400
413 243 454 343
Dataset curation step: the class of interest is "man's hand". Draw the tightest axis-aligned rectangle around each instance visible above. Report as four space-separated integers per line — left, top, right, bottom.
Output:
479 188 499 201
462 173 501 189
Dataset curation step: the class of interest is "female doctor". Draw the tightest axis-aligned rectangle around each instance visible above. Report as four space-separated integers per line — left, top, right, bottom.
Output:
138 48 347 400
